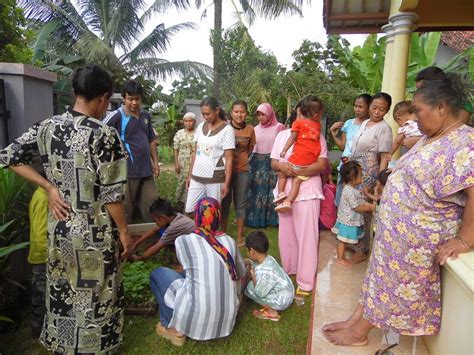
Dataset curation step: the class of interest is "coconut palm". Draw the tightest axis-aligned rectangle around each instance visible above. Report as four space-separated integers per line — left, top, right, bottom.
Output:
149 0 306 98
19 0 212 85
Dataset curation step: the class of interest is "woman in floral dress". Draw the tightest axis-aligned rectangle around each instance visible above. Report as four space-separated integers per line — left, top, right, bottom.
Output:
0 64 130 353
173 112 196 210
323 75 474 346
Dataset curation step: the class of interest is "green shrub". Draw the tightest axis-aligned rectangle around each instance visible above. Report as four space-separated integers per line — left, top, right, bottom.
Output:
156 170 178 205
0 169 33 247
157 145 174 164
122 260 162 306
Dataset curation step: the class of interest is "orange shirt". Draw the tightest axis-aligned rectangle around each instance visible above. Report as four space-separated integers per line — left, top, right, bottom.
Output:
288 118 321 166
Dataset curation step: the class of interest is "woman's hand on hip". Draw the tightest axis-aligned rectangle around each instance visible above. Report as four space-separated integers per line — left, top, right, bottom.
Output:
437 238 471 265
46 185 70 221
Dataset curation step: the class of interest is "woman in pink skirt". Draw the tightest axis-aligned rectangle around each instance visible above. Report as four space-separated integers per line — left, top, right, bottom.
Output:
270 96 329 304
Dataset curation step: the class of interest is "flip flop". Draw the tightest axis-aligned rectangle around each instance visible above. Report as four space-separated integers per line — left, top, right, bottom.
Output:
294 287 311 306
155 322 186 346
273 192 287 204
253 308 280 322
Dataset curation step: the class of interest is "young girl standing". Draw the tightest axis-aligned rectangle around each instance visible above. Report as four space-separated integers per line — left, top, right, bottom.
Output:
329 94 371 206
332 161 376 266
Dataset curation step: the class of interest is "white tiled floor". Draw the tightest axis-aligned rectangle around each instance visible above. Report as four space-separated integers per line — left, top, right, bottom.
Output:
309 231 430 355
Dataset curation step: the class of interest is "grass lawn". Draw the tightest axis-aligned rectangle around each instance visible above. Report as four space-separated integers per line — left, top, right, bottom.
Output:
0 169 312 354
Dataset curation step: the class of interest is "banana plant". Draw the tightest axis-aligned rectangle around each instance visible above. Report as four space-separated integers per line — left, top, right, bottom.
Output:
0 220 29 325
332 32 473 97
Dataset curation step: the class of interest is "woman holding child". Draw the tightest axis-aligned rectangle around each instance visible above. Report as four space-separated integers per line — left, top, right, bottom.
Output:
348 92 393 263
270 96 329 304
323 74 474 346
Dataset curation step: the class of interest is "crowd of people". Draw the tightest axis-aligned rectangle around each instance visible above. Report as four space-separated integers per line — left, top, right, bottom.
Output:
0 63 472 353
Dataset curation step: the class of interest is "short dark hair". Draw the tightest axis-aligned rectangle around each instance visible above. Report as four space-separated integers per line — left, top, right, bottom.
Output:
414 73 468 116
355 93 371 106
393 101 414 118
231 99 248 112
340 160 361 184
72 64 113 101
122 79 143 98
245 231 269 254
286 98 304 127
149 198 175 218
378 169 392 186
299 95 324 118
370 92 392 111
201 96 226 120
415 66 446 82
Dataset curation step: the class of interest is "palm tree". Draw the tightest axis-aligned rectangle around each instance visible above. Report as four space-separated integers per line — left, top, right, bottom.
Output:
19 0 212 86
149 0 306 99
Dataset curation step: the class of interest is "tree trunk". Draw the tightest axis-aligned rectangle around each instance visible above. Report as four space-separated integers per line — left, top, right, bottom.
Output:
212 0 222 100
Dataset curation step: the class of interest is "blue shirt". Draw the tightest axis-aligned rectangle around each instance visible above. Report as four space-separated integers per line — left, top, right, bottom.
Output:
105 108 156 178
338 118 363 170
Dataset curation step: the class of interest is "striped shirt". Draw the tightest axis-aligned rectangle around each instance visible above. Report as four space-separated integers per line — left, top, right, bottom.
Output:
164 233 246 340
245 255 295 311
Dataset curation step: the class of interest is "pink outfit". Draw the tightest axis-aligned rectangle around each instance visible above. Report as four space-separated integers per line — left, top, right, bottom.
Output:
254 103 285 154
270 130 328 291
319 183 336 229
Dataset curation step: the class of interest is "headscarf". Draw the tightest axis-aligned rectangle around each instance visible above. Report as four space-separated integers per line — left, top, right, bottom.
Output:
193 197 238 280
254 103 285 154
256 103 278 128
183 112 196 120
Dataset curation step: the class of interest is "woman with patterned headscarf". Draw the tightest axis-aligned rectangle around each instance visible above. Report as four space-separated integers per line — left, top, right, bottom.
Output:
149 197 246 346
245 103 285 228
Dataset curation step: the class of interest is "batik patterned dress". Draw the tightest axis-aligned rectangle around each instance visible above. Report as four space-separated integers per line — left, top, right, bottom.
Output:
0 111 128 353
360 125 473 336
173 128 195 203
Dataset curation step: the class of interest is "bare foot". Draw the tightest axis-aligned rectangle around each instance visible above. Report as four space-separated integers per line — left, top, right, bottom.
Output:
336 258 351 267
323 327 368 346
322 304 364 332
322 318 357 332
349 252 368 264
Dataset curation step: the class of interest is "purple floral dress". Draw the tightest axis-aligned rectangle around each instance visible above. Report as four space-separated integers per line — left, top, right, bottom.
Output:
360 125 474 336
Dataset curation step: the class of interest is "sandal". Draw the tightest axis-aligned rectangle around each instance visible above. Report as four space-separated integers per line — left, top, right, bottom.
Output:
294 287 311 306
273 192 287 204
253 308 280 322
155 322 186 346
237 240 245 248
275 202 292 213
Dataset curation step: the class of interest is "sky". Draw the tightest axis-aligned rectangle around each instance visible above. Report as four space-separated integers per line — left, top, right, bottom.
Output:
144 1 368 90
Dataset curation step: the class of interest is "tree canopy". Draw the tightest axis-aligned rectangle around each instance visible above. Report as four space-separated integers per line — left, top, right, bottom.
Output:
20 0 212 88
0 0 32 63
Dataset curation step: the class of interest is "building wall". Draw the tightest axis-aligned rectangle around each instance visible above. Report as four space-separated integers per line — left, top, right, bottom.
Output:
0 64 56 148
